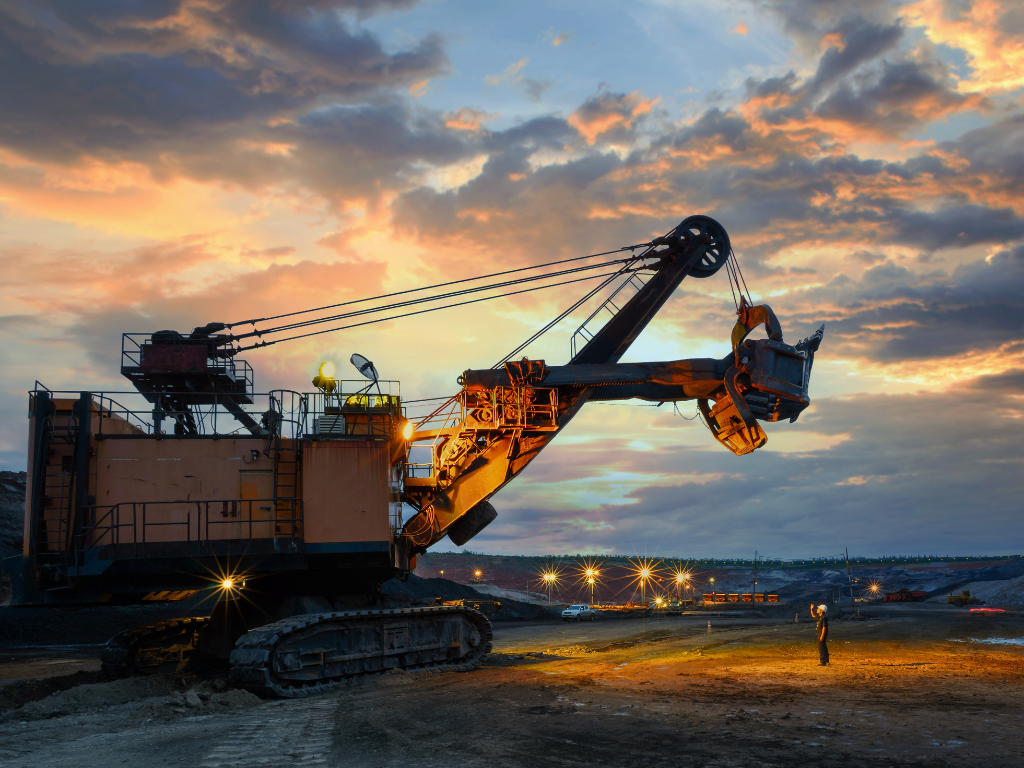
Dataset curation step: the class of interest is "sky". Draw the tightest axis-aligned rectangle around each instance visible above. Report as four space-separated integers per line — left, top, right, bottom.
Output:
1 0 1023 559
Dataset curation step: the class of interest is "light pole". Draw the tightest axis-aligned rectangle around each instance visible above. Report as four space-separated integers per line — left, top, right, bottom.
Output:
675 571 690 601
542 572 556 602
709 577 716 602
587 576 596 605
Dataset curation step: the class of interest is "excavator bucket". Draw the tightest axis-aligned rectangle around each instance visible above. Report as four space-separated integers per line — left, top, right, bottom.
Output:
699 320 826 455
698 392 767 456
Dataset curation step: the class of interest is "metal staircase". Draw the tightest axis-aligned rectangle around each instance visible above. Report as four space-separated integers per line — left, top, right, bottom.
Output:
265 390 306 537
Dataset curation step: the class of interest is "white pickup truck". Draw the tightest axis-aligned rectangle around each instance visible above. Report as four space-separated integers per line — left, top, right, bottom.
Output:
561 604 597 622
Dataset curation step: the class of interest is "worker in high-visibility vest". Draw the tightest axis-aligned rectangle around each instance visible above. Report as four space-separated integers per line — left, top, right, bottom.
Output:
810 603 829 666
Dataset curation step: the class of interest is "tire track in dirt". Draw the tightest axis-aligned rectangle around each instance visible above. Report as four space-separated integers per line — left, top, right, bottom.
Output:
200 697 336 767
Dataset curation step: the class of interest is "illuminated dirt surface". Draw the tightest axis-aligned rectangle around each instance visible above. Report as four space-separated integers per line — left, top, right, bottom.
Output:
1 605 1023 767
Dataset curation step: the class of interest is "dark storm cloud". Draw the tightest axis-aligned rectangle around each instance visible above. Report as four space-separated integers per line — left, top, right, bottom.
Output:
813 58 984 136
751 0 897 50
808 20 903 89
0 0 446 161
785 245 1024 363
477 374 1024 557
884 205 1024 251
943 113 1024 194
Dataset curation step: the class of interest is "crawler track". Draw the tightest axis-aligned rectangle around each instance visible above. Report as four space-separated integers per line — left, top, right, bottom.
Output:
101 617 209 677
229 606 493 698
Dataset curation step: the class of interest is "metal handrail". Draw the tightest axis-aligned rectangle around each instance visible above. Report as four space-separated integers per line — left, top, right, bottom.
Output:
74 497 304 556
29 386 402 439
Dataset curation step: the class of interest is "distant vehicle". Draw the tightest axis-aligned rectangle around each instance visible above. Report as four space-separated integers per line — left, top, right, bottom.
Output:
562 604 596 622
884 589 929 603
702 593 779 603
946 590 983 607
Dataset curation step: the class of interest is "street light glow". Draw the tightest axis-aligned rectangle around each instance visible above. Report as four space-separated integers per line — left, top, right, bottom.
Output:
627 557 662 604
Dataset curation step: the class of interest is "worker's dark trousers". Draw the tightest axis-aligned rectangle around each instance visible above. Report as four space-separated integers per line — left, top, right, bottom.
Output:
818 640 829 665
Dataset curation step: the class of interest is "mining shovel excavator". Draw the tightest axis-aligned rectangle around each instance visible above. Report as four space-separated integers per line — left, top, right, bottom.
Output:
2 215 824 697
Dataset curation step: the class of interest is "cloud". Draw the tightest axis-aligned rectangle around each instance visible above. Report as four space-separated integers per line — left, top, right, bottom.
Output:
567 90 658 145
0 236 389 371
444 108 496 132
732 21 749 36
552 31 574 47
799 243 1024 367
240 245 296 260
485 58 529 86
907 0 1024 94
484 58 553 102
0 0 450 178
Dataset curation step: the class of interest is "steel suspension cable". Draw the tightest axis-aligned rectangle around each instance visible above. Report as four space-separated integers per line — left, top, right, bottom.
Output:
233 270 623 353
224 243 653 331
226 257 634 343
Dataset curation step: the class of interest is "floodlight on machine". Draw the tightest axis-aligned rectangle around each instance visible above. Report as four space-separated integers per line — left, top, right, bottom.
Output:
312 361 338 393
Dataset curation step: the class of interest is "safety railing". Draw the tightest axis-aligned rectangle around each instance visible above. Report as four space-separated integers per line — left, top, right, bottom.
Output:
28 385 399 439
307 381 402 439
121 333 254 387
74 497 303 562
570 269 653 359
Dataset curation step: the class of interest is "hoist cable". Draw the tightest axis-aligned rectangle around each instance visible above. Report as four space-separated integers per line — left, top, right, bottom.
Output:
226 257 635 343
232 270 624 353
224 243 653 330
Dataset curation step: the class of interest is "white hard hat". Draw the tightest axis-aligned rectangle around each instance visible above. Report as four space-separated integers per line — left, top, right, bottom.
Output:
818 604 828 613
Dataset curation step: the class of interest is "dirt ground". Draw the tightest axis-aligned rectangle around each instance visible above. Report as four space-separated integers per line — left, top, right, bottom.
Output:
1 603 1022 767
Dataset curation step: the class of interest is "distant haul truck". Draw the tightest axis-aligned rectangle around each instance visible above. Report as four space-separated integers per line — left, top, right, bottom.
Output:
884 589 930 603
702 593 779 603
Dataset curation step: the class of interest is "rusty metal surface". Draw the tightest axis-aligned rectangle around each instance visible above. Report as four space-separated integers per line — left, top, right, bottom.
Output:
302 440 390 544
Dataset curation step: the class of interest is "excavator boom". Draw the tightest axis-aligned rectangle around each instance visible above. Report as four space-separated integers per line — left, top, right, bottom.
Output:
400 215 825 551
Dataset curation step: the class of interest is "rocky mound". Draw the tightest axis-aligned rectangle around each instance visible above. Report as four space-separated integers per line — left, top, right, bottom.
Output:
926 574 1024 607
381 574 557 621
0 471 26 560
0 675 262 723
